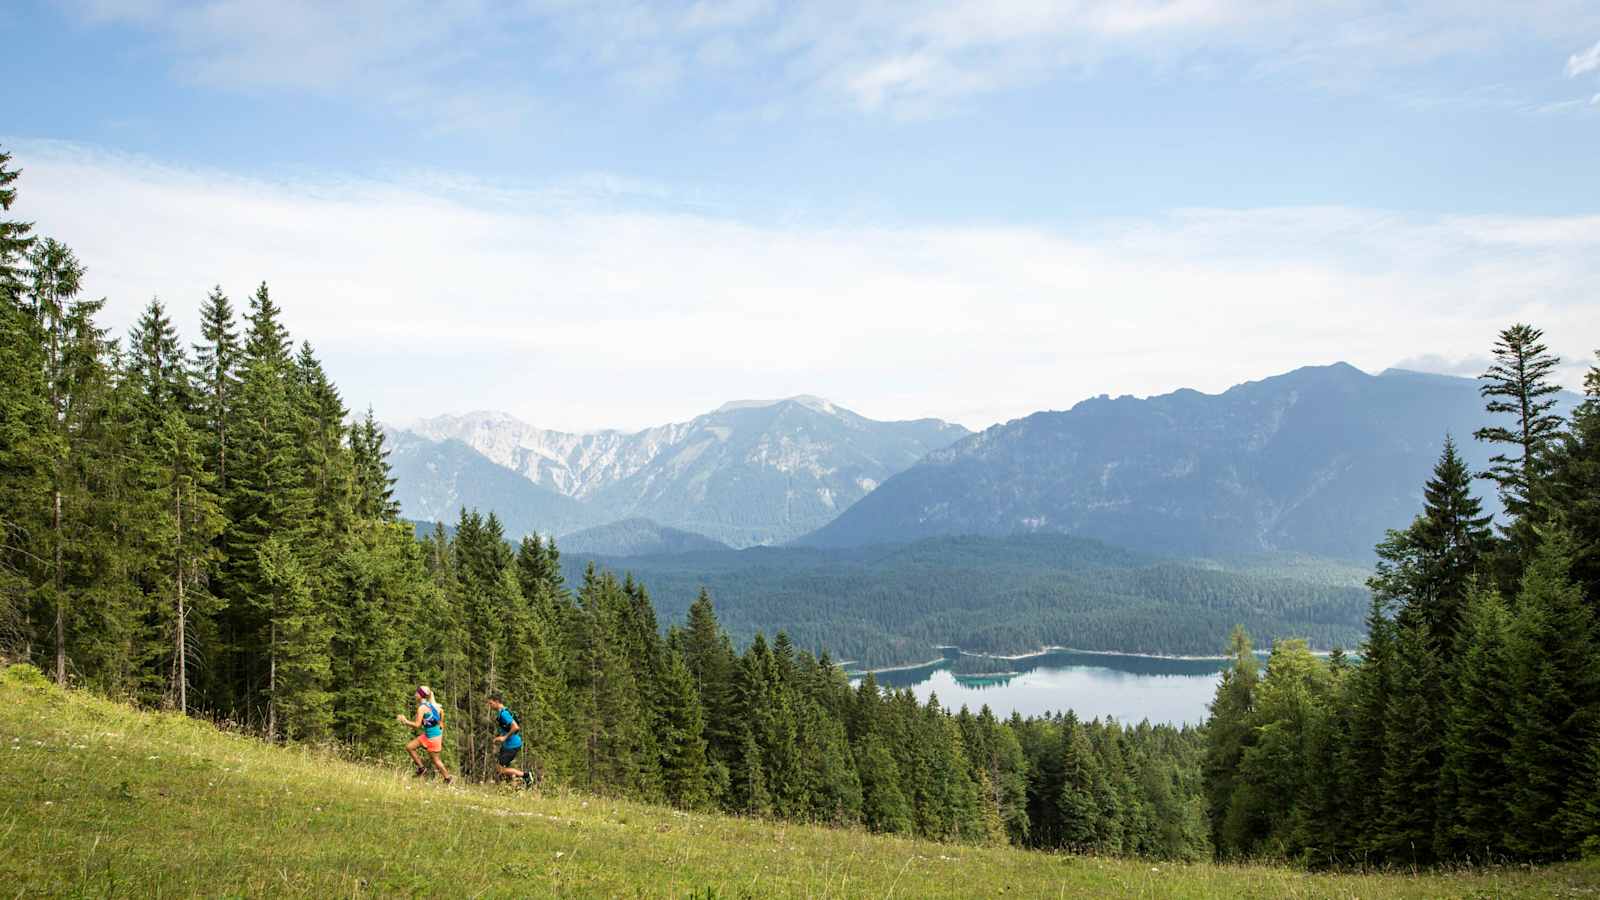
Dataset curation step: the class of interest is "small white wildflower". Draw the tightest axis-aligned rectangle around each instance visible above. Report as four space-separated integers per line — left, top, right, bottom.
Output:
555 851 565 859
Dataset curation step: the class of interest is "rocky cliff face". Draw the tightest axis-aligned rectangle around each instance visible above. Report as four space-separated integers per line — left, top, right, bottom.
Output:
393 397 968 546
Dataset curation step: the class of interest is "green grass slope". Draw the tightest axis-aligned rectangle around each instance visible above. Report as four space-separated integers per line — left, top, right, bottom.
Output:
2 664 1595 899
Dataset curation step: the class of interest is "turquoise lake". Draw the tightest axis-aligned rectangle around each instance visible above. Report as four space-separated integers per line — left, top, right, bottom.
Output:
853 649 1234 725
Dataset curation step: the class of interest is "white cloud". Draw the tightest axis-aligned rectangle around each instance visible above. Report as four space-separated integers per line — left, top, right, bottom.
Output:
61 0 1600 118
1568 39 1600 77
9 141 1599 431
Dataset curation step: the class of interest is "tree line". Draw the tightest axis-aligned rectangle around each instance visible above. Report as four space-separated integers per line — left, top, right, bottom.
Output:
1205 324 1600 865
0 148 1210 859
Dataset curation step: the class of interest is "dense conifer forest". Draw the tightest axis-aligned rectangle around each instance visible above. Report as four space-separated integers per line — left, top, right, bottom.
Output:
2 145 1597 865
556 536 1370 666
1205 326 1600 865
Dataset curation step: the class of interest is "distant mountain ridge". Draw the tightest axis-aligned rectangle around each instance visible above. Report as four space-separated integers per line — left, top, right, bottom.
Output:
801 364 1579 560
387 432 602 536
391 397 969 547
559 518 730 557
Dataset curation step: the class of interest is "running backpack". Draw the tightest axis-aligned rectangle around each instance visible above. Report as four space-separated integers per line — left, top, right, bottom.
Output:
422 701 441 729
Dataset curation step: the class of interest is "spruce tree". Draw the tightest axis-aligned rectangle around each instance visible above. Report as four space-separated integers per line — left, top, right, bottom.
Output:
974 705 1030 845
0 216 54 653
1564 738 1600 857
190 286 240 491
1338 596 1394 858
258 535 332 741
0 147 34 304
1475 324 1564 555
127 298 193 415
855 735 911 833
568 568 650 794
142 409 224 713
657 648 711 809
1368 436 1492 658
222 282 312 726
1202 626 1257 855
1503 529 1600 859
1545 350 1600 605
1436 582 1513 861
798 698 863 826
351 407 400 521
27 237 86 686
680 588 738 796
330 521 417 753
1058 713 1100 850
1088 724 1127 854
1376 620 1443 865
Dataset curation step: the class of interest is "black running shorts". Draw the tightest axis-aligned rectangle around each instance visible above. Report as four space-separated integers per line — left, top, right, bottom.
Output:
497 744 521 767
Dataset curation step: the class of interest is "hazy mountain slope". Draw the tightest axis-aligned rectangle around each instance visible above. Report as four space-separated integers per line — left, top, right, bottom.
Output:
802 365 1575 560
397 397 968 546
563 534 1370 665
386 431 601 538
558 518 730 557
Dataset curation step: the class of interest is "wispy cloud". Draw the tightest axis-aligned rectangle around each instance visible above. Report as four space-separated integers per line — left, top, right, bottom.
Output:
60 0 1600 119
10 140 1598 431
1567 39 1600 77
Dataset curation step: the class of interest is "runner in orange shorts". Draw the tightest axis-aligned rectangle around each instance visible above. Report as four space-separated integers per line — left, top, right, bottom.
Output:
398 685 452 783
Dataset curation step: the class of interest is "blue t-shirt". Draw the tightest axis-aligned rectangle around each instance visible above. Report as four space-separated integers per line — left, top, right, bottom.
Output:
496 708 522 750
421 701 442 738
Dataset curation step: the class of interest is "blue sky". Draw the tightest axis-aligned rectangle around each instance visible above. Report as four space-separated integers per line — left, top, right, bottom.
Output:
2 1 1598 429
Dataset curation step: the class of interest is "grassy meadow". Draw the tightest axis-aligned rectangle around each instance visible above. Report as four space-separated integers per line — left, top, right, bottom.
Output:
2 663 1596 898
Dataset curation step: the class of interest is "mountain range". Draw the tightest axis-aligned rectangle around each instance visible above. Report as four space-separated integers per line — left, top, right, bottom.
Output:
803 364 1575 560
391 364 1575 563
388 396 968 547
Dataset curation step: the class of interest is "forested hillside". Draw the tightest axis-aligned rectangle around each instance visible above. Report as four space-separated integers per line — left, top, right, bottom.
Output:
563 536 1371 666
558 517 730 556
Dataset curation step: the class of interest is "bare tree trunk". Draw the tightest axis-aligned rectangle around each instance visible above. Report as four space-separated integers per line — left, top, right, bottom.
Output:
216 377 226 491
49 296 65 688
53 488 64 687
267 621 277 741
175 484 187 715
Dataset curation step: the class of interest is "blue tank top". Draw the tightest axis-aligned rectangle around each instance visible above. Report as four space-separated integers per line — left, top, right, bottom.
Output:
496 708 522 750
421 701 442 738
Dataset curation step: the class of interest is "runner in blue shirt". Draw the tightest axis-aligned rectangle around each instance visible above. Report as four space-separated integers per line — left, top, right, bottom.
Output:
488 693 534 787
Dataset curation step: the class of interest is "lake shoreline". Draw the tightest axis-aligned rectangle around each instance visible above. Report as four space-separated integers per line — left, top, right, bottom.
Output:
847 646 1234 675
849 642 1330 675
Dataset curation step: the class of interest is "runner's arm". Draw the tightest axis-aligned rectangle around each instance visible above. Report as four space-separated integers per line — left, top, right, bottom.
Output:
396 704 424 728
